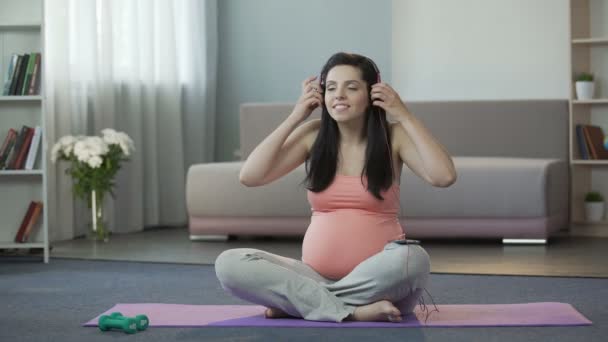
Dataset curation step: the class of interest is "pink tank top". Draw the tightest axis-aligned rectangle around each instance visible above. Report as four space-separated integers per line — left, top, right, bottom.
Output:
301 174 404 280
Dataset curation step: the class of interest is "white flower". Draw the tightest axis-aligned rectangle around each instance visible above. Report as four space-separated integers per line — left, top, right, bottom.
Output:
58 135 77 147
62 143 75 157
52 129 136 203
101 129 120 145
102 129 134 156
118 132 135 156
53 129 134 175
50 143 62 163
73 137 109 165
87 155 103 168
59 135 78 156
101 128 117 135
51 135 80 162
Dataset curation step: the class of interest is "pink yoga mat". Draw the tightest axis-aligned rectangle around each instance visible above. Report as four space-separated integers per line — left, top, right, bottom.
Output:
83 302 591 328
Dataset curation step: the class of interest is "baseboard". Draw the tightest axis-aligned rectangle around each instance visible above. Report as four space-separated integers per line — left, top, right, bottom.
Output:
189 234 229 242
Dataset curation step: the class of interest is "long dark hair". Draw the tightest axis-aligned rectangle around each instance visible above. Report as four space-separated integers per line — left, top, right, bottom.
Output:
303 52 394 200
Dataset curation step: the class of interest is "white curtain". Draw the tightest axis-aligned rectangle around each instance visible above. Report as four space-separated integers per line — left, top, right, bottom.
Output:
44 0 218 241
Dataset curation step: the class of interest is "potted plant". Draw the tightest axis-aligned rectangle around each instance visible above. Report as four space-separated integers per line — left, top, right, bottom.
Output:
575 72 595 100
584 191 604 222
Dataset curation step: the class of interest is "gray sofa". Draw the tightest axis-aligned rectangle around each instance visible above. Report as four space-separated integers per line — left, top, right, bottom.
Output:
186 100 570 244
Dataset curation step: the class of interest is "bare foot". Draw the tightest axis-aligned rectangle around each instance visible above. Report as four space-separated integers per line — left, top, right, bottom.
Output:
350 300 402 322
264 307 292 319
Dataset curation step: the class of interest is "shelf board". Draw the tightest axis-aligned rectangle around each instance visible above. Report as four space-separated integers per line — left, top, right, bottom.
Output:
571 220 608 226
0 242 44 249
0 170 43 176
0 24 41 30
571 99 608 104
569 223 608 237
0 96 42 102
571 160 608 165
572 37 608 45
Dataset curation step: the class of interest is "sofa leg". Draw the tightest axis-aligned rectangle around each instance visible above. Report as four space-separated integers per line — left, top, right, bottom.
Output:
190 234 230 242
502 238 547 245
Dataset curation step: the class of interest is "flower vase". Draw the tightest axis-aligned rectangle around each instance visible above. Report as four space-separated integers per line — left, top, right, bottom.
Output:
89 189 109 242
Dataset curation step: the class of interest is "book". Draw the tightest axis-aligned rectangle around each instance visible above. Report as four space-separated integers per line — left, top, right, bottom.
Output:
0 128 16 160
28 54 42 95
0 129 18 169
21 53 37 95
6 125 32 169
2 54 18 96
8 55 23 96
14 201 36 243
24 126 42 170
14 127 34 170
12 54 29 96
576 125 589 160
21 202 43 243
582 126 597 159
585 125 608 160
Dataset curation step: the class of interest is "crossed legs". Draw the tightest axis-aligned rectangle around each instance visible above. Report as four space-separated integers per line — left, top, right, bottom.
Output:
214 242 430 322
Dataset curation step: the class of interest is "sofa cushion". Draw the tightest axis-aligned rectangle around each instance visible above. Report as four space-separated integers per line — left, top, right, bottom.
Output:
402 157 568 218
186 161 310 217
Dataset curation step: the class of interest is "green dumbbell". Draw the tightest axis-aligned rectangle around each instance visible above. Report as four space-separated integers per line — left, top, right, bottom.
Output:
133 315 149 331
98 314 138 334
109 312 123 319
109 312 150 331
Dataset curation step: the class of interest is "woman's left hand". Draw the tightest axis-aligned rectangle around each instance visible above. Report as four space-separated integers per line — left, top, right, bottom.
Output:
370 83 411 122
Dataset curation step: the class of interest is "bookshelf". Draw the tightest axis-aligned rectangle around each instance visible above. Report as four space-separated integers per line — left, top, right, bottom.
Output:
569 0 608 230
0 0 48 262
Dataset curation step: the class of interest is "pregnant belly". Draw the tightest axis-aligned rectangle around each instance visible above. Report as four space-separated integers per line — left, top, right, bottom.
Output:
301 210 403 280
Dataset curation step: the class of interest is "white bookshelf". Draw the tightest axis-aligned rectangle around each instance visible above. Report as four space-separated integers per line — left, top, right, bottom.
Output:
0 0 48 262
568 0 608 232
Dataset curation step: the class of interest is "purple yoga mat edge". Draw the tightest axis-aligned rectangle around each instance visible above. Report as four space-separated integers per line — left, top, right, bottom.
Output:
82 302 592 328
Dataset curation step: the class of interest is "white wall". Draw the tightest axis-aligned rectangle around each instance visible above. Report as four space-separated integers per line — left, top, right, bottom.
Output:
216 0 392 161
392 0 570 100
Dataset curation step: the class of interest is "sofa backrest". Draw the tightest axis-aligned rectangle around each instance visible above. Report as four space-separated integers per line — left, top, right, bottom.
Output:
239 100 568 160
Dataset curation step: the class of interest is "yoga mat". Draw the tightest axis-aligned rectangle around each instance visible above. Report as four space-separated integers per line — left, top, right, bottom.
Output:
84 302 592 328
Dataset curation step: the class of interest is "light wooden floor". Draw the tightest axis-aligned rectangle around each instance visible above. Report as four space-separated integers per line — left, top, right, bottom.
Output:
41 227 608 278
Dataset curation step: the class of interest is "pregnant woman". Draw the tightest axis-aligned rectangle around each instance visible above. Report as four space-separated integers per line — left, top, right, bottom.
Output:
215 52 456 323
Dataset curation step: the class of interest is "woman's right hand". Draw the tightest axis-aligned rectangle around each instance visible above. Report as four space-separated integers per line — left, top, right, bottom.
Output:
290 76 324 122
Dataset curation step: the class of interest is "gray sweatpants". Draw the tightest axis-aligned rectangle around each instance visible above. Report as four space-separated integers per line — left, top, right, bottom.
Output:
214 241 431 322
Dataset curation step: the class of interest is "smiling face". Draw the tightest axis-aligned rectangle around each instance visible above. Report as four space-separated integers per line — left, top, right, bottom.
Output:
324 65 370 123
